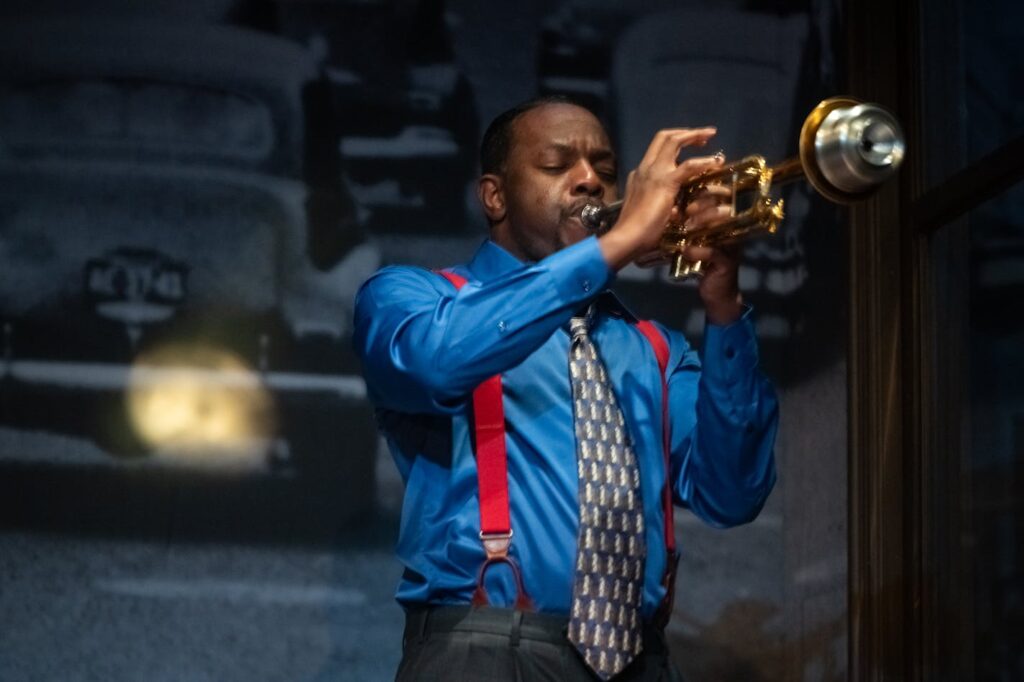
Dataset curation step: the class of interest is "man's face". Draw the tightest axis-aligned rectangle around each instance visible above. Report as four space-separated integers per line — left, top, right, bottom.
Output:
490 103 619 262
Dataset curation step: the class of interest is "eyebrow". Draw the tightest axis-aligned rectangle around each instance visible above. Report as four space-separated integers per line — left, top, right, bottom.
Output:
542 143 617 165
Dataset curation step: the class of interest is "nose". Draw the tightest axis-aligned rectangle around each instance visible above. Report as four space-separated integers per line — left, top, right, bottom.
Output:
572 160 604 197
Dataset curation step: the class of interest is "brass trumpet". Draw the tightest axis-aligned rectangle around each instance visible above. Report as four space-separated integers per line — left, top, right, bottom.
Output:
579 96 906 279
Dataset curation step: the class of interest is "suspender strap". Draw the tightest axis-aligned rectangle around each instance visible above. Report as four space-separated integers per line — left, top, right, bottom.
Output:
472 375 512 538
634 320 675 558
635 320 680 628
437 270 511 537
436 269 532 611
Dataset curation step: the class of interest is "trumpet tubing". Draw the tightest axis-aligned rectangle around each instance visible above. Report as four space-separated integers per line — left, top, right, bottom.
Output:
579 97 905 280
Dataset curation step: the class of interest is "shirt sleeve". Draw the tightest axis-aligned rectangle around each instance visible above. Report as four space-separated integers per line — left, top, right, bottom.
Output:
664 307 779 527
352 237 612 414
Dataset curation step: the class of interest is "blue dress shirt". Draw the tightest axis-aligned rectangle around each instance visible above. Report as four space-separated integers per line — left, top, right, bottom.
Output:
353 236 778 620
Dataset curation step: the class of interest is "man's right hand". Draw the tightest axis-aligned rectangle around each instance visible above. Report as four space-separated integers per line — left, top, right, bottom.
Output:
598 127 724 272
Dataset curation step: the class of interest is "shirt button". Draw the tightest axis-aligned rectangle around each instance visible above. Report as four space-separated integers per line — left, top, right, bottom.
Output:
497 320 508 333
582 279 592 293
725 347 735 359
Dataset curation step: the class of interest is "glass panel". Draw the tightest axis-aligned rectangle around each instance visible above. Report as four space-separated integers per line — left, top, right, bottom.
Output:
968 179 1024 680
964 0 1024 163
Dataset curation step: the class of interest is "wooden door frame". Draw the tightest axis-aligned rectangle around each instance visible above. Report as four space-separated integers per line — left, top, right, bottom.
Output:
847 0 1024 678
846 0 974 679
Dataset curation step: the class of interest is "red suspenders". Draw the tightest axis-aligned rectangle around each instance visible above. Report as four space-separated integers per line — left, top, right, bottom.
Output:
436 270 677 622
635 319 681 629
437 270 534 610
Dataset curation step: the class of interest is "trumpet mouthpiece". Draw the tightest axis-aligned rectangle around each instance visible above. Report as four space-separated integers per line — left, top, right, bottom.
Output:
579 200 624 232
580 204 605 230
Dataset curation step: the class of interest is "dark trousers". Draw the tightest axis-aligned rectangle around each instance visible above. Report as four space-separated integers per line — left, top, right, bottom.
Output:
396 606 685 682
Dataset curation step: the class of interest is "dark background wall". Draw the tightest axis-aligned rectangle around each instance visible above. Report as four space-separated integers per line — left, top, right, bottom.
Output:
0 1 859 680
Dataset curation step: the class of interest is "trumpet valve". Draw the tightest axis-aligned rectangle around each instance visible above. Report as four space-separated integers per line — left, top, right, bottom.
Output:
761 197 785 235
669 253 705 280
662 232 706 281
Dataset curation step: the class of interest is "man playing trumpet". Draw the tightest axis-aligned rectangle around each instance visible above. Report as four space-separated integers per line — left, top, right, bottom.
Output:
354 95 779 681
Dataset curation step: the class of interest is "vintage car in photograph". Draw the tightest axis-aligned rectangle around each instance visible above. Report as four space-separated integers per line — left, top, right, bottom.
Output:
0 17 381 541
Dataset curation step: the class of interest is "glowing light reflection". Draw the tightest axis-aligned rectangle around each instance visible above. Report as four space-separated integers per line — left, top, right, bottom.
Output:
127 344 275 467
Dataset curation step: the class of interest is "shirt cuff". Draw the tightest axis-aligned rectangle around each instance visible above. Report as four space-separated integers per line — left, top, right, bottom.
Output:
701 305 759 385
545 236 614 303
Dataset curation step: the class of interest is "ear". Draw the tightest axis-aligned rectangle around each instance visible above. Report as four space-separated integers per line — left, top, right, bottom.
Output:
478 173 506 223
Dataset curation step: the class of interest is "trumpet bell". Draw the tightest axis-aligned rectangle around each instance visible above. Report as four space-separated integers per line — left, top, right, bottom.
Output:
800 96 906 203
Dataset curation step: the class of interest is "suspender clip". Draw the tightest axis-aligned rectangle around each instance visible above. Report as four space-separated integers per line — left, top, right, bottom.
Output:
479 529 513 559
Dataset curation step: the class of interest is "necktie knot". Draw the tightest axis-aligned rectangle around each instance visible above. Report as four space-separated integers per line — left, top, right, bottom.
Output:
570 316 589 341
570 304 596 342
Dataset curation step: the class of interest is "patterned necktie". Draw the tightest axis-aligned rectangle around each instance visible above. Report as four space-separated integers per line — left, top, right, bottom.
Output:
567 308 646 680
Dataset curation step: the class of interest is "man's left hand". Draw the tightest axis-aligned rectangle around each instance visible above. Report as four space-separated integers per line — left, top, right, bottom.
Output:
680 240 743 326
634 183 744 326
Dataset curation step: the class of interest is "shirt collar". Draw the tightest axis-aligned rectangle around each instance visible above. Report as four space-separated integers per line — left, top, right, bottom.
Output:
467 239 639 324
465 238 525 280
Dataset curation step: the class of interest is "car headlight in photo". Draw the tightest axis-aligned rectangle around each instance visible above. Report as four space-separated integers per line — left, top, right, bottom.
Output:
127 343 276 469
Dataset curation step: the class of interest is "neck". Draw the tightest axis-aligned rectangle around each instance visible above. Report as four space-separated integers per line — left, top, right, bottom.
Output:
489 224 535 263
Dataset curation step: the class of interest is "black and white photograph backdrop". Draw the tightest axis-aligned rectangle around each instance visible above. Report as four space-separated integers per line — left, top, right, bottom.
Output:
0 0 1020 680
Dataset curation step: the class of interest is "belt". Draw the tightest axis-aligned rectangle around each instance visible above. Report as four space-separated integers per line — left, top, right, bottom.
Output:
403 606 669 653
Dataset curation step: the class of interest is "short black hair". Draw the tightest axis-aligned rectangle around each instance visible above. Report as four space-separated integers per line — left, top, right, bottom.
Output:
479 94 590 175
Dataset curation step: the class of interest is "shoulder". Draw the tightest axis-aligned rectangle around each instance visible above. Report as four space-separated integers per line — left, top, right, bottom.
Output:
353 264 481 329
356 265 460 307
